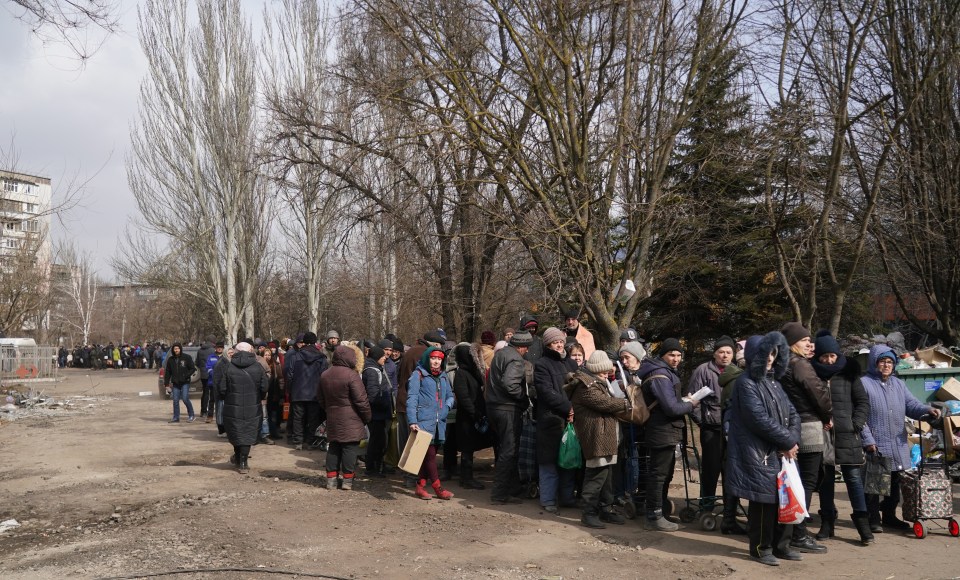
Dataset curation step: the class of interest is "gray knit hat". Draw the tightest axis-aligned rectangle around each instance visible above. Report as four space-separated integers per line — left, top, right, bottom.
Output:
509 330 534 347
618 341 647 363
541 326 566 346
585 350 614 374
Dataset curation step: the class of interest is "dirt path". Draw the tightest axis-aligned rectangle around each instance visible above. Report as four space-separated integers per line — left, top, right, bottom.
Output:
1 369 957 579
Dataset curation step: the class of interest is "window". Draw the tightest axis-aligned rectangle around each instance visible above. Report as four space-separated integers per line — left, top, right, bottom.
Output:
23 220 38 233
24 203 37 213
4 238 19 249
3 222 14 230
2 180 16 192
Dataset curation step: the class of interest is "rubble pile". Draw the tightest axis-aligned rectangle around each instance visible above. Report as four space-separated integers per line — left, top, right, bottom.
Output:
0 389 107 423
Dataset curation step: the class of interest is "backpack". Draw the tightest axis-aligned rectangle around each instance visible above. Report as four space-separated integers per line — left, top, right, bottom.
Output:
562 369 663 426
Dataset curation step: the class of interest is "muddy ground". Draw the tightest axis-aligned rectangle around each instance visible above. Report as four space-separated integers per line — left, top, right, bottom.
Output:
0 369 957 580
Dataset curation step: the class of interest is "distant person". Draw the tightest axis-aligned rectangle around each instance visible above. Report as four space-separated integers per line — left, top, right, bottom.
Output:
562 306 596 360
164 343 196 424
220 342 267 474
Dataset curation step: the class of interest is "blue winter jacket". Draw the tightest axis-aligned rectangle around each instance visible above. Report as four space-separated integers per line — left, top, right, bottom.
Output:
859 344 930 471
405 347 455 441
725 332 801 504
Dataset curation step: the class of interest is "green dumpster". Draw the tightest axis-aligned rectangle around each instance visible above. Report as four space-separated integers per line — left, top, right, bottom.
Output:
898 367 960 403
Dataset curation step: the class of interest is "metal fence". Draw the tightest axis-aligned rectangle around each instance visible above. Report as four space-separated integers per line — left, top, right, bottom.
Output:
0 346 59 383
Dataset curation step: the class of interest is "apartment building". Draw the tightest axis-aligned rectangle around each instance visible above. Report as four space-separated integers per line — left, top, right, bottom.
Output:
0 169 52 263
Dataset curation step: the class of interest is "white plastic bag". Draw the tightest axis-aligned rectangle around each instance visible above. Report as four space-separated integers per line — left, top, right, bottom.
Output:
777 457 809 524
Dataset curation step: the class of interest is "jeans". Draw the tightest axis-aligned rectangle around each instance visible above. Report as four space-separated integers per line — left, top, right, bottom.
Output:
820 463 867 514
748 501 794 558
645 445 676 518
260 403 269 437
793 450 822 539
215 399 225 434
615 422 640 501
582 464 615 515
539 463 576 507
170 383 194 421
489 406 522 500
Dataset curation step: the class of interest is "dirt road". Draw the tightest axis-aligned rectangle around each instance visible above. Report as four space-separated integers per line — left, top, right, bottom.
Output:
0 369 957 579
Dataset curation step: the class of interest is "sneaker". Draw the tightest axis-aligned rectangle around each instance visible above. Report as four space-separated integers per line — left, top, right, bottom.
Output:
773 550 803 561
217 432 227 438
167 419 180 424
293 443 303 451
754 554 780 567
187 416 196 423
260 436 275 445
643 517 679 532
581 512 606 529
542 505 559 514
205 416 212 424
789 535 827 553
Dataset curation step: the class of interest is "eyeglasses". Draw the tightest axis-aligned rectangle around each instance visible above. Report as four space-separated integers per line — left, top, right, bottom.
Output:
877 360 894 365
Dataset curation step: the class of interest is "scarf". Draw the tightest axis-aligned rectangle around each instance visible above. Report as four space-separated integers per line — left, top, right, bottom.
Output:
810 353 847 381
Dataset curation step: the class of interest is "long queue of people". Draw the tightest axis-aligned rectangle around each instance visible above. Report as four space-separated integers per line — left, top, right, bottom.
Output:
167 310 942 568
59 343 167 370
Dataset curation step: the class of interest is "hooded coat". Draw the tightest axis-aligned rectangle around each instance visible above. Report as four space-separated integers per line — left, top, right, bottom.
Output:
164 344 196 386
637 357 695 449
406 346 455 441
284 344 328 402
815 356 869 466
859 344 930 471
725 332 801 504
533 346 577 464
316 345 372 442
362 355 393 422
195 342 215 381
218 350 268 446
453 343 492 453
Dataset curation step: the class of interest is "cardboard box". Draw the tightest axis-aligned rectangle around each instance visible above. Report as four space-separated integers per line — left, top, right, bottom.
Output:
944 416 960 461
908 433 936 456
398 427 434 475
916 346 957 367
935 377 960 402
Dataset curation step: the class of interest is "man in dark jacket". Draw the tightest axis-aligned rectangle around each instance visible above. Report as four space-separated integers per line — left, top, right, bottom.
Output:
520 315 543 363
686 335 745 534
362 345 393 478
638 338 698 531
219 342 267 474
486 330 533 504
195 341 216 418
283 331 328 450
164 343 197 423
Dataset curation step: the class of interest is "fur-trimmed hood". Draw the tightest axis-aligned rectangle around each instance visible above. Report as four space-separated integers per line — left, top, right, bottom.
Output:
745 331 790 381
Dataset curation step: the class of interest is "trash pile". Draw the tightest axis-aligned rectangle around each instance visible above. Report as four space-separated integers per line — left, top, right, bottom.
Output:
841 332 958 369
0 389 106 423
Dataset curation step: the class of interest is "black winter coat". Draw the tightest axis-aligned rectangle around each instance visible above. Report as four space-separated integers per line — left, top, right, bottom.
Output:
822 357 869 466
638 357 694 449
533 348 577 465
453 343 493 453
164 348 196 386
362 359 393 421
218 351 267 446
284 345 328 402
726 332 801 504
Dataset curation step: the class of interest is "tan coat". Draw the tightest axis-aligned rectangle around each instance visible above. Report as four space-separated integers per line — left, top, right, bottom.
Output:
566 371 629 460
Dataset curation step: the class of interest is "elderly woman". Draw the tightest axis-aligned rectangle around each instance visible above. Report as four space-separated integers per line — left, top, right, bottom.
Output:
566 351 631 529
317 345 372 491
859 345 940 531
407 346 456 500
726 332 802 567
218 342 268 474
533 327 578 513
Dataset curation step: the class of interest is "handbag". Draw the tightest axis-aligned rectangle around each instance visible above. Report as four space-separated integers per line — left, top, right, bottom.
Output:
557 423 583 470
863 452 892 496
778 457 809 524
384 415 401 467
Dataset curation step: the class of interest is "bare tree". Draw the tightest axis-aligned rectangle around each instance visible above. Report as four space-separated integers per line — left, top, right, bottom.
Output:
8 0 120 61
51 241 98 345
0 227 51 337
122 0 268 344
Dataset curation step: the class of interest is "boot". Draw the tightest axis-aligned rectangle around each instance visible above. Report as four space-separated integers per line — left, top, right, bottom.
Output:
882 510 911 530
326 471 339 490
600 508 626 525
414 479 433 500
720 516 748 535
341 472 354 491
815 509 837 540
643 516 679 532
432 480 453 500
581 510 606 529
237 457 249 475
789 530 827 553
852 511 875 545
868 511 883 534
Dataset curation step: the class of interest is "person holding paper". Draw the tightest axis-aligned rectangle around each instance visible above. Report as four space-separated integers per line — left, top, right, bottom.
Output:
407 346 456 500
687 335 746 534
637 338 698 532
725 332 802 567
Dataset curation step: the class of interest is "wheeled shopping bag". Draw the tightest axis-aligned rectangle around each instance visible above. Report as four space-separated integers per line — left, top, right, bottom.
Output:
900 416 960 539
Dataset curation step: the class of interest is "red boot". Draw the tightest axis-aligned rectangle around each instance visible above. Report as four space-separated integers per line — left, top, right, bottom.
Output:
414 479 432 500
432 480 453 500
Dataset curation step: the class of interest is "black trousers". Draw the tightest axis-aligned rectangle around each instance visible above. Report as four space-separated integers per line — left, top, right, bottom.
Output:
288 401 321 444
443 426 458 474
645 445 676 518
326 441 360 475
582 464 615 515
366 419 388 473
866 469 904 518
489 406 522 501
748 501 794 558
201 382 214 416
793 450 822 539
699 426 724 508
